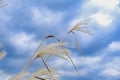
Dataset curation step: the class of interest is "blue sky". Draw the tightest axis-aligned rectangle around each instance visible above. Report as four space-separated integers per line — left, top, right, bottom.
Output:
0 0 120 80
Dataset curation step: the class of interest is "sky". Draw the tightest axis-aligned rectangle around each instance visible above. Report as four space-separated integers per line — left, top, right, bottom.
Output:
0 0 120 80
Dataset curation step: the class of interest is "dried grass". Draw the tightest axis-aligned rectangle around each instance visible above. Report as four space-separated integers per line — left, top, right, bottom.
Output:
62 18 93 49
35 42 70 60
0 43 6 60
21 35 61 76
30 68 60 80
0 50 6 60
9 18 93 80
68 18 93 34
9 72 30 80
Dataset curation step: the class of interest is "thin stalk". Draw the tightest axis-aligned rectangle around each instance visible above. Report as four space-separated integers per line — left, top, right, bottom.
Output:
61 46 79 75
61 32 69 41
41 57 51 73
61 32 80 75
21 40 45 73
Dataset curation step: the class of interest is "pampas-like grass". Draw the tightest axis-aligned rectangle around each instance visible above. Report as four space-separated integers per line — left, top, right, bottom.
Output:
62 18 93 50
68 18 93 34
8 18 92 80
35 42 70 60
0 50 6 60
35 42 80 75
21 35 60 74
0 43 6 60
30 68 60 80
9 72 30 80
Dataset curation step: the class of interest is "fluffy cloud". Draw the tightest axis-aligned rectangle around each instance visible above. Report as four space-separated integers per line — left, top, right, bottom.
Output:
9 32 38 52
0 70 11 80
92 11 113 26
90 0 119 10
80 0 120 27
101 57 120 77
31 7 63 26
46 41 120 79
0 0 120 80
98 41 120 56
48 54 103 77
67 0 120 48
108 41 120 52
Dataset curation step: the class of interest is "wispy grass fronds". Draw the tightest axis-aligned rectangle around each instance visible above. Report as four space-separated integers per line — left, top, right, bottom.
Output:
60 45 79 75
0 43 6 60
68 18 93 34
35 42 70 60
33 42 70 77
34 42 79 75
9 72 30 80
62 18 93 50
18 18 93 80
57 18 93 74
0 50 6 60
30 68 60 80
21 35 60 74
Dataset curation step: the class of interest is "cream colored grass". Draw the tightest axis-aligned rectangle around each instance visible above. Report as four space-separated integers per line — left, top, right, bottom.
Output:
9 18 93 80
35 42 70 60
62 18 93 49
68 18 93 34
0 50 6 60
30 68 60 80
9 72 30 80
21 35 60 74
0 43 6 60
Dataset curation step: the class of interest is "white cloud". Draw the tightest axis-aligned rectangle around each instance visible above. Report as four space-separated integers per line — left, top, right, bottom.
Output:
48 54 103 77
68 0 119 47
80 0 120 28
108 41 120 52
98 41 120 57
47 41 120 78
92 11 113 26
31 7 63 26
96 41 120 58
74 56 102 66
9 32 38 52
51 55 120 78
5 41 120 79
90 0 119 10
0 70 11 80
101 57 120 77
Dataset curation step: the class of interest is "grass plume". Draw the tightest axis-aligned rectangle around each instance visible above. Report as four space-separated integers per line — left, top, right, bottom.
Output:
21 35 60 75
30 68 60 80
0 50 6 60
9 72 30 80
35 42 70 60
9 18 93 80
0 43 6 60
